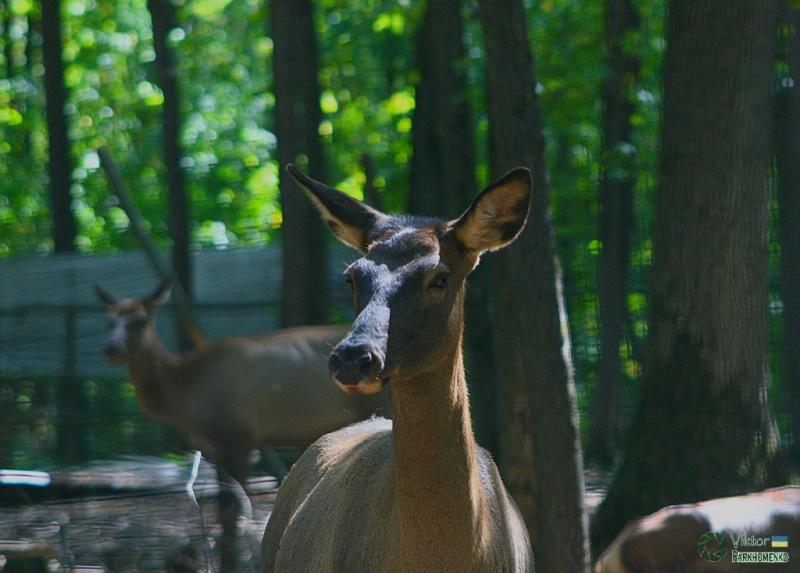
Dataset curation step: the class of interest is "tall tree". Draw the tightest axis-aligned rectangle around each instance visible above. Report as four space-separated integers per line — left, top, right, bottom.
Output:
408 0 474 217
407 6 436 216
147 0 191 298
41 0 75 252
42 0 87 465
777 2 800 463
407 0 497 453
478 1 591 571
271 0 328 327
592 0 781 552
589 0 640 464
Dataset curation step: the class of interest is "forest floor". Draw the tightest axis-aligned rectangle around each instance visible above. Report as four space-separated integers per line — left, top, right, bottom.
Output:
0 457 611 572
0 456 276 572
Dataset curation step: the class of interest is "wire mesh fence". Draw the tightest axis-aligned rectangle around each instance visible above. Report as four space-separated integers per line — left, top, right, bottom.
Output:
0 228 791 468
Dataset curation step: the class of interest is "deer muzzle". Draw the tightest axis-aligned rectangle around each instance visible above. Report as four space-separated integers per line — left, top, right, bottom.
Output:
328 342 386 394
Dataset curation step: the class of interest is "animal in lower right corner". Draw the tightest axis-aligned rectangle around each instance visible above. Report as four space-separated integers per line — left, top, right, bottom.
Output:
596 486 800 572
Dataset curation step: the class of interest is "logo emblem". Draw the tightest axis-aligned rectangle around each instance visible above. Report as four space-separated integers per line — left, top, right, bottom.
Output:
698 531 732 562
772 536 789 549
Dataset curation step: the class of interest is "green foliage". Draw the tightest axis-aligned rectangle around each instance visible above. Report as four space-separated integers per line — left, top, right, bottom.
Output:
0 0 423 251
0 0 792 471
523 0 665 421
0 0 668 461
1 0 277 252
315 0 416 211
15 0 795 470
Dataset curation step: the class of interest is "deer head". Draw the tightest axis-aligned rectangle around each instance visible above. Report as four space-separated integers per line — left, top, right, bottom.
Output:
95 280 173 362
289 164 531 395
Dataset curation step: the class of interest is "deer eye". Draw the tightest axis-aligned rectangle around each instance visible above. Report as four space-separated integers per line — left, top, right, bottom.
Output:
344 273 354 288
429 272 450 289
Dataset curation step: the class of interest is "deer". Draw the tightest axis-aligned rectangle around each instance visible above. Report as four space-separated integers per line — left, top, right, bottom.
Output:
595 486 800 573
95 281 386 570
261 165 534 573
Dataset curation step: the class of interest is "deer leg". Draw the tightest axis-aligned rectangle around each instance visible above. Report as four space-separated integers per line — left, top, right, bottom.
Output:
262 447 289 481
217 465 239 573
217 445 250 573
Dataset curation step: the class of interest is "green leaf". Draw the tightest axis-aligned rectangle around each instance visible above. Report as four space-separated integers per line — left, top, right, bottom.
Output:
189 0 234 21
385 90 414 115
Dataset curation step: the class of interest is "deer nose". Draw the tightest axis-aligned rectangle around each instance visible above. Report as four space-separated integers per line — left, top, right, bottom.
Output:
329 344 384 386
103 342 126 362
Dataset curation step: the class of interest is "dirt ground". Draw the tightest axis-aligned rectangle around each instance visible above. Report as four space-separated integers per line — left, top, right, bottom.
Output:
0 458 609 572
0 457 275 572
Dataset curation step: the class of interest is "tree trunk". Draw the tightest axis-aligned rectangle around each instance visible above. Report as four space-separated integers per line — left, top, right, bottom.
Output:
41 0 76 253
361 153 381 210
147 0 191 301
589 0 640 465
42 0 87 464
777 3 800 464
478 1 591 571
408 4 438 216
408 0 475 218
592 0 782 553
407 0 497 454
465 263 499 457
271 0 328 327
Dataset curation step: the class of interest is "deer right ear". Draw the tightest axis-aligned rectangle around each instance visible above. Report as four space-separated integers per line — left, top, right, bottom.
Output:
95 285 118 307
287 164 387 253
144 278 173 311
451 167 532 254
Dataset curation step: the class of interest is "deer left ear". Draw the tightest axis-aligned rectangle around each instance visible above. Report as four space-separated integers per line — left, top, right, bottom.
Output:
451 167 532 253
287 164 388 253
95 285 118 307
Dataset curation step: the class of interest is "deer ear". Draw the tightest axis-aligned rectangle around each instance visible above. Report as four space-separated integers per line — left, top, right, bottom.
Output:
451 167 532 254
145 278 173 311
287 164 387 253
95 285 118 307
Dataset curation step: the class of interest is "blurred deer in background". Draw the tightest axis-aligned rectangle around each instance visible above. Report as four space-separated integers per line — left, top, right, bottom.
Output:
261 165 534 572
96 281 386 570
595 486 800 573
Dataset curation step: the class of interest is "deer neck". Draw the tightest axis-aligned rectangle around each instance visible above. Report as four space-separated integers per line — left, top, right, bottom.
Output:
126 326 181 420
390 326 489 567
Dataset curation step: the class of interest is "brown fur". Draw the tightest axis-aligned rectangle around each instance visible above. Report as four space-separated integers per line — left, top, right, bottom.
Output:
261 166 534 572
261 331 532 573
98 289 384 481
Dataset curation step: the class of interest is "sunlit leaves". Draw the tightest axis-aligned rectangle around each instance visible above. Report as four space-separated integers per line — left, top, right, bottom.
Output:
385 88 414 115
135 79 164 105
314 0 417 212
0 107 23 125
320 89 338 113
10 0 33 15
189 0 235 21
372 11 404 34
